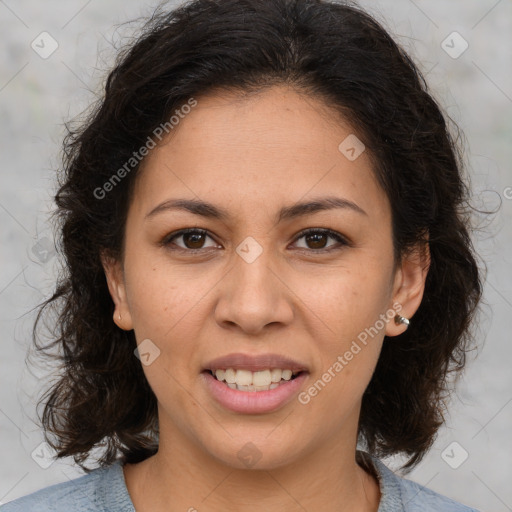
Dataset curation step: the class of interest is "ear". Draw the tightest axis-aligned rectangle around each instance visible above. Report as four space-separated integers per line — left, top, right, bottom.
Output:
100 250 134 331
386 237 430 337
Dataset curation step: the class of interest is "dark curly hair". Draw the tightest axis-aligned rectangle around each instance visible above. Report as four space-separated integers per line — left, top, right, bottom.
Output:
32 0 483 473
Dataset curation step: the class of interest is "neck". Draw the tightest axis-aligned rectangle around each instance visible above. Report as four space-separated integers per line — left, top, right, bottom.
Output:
124 435 380 512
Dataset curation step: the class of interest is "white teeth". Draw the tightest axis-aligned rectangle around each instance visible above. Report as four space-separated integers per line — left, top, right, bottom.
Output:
271 369 283 383
253 370 271 387
224 368 236 384
235 369 253 386
225 382 283 391
211 368 300 389
281 369 292 381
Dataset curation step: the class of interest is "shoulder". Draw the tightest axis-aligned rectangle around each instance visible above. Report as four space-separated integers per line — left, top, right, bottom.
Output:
0 461 134 512
359 452 481 512
397 473 480 511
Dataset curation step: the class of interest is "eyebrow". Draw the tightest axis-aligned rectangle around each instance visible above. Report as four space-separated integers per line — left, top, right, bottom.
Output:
145 195 367 223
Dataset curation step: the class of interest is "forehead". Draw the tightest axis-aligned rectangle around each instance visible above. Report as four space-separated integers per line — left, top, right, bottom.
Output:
130 85 389 224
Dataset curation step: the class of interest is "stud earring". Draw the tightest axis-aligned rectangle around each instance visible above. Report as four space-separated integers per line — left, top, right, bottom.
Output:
118 313 122 321
394 314 410 328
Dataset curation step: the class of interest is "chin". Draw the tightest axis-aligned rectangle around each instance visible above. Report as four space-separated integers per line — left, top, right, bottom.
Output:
201 432 306 471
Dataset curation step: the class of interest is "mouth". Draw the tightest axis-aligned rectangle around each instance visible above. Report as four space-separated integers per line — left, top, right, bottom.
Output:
201 353 309 413
201 368 309 414
204 368 306 392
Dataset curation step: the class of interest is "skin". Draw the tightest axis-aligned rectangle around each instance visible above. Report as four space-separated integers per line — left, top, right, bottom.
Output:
102 84 429 512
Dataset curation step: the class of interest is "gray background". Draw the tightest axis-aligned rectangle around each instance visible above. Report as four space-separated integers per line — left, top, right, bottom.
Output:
1 0 511 510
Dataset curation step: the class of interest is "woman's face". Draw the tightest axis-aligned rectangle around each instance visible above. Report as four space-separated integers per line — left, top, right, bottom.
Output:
104 84 427 470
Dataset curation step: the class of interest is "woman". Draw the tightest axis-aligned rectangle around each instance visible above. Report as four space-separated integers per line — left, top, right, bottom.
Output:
1 0 483 510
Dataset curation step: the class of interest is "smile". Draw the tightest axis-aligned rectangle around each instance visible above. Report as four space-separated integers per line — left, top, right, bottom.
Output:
202 369 308 414
211 368 302 391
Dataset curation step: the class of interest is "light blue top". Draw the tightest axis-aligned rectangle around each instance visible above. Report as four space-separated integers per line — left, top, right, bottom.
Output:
0 452 480 511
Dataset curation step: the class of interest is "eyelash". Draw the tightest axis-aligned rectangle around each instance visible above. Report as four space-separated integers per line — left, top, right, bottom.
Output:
161 227 350 254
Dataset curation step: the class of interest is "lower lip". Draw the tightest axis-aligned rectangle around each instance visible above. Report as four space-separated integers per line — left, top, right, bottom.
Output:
201 371 308 414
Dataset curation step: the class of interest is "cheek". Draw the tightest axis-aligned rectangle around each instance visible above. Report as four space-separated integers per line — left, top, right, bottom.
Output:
296 257 393 341
124 251 206 338
122 252 224 391
123 257 206 412
294 258 392 399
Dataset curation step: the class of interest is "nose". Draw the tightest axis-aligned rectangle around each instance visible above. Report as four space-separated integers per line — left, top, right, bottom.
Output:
214 241 294 335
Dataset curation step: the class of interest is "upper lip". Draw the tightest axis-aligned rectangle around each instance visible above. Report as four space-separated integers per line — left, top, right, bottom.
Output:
204 353 309 373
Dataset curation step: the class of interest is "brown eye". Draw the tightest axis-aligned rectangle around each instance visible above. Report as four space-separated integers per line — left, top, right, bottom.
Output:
162 227 348 254
182 231 207 249
304 232 328 249
163 228 218 251
293 228 348 252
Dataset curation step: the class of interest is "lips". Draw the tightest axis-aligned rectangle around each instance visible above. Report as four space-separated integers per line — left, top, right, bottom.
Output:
202 370 309 414
203 352 309 373
201 352 309 413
